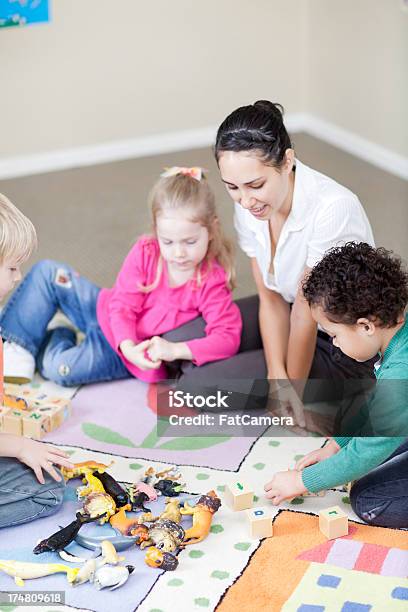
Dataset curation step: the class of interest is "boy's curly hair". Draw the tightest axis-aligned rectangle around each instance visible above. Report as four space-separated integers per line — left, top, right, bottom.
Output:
302 242 408 327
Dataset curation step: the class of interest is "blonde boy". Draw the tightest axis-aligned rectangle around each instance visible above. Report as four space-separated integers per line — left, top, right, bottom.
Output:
0 193 73 528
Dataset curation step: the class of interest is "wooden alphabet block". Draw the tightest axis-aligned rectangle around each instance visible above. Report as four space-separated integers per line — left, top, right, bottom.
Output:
0 406 11 432
303 490 326 497
319 505 349 539
2 409 23 435
3 384 72 435
224 480 254 511
22 411 51 439
246 506 273 538
35 402 72 431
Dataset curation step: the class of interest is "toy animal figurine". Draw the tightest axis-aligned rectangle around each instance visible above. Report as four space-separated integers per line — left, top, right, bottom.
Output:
136 498 182 524
72 542 125 587
93 471 129 507
93 564 135 590
77 471 106 498
179 490 221 546
155 466 181 481
59 550 87 563
136 511 156 525
139 519 185 552
128 481 158 502
82 491 117 524
129 489 151 512
145 546 179 571
72 558 97 587
75 531 140 552
33 512 103 554
154 479 183 497
61 460 112 481
158 498 182 523
0 559 79 587
99 540 124 565
143 466 156 485
110 504 149 538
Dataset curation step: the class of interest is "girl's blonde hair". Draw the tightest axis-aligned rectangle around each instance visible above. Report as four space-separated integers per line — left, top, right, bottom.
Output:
141 172 236 292
0 193 37 265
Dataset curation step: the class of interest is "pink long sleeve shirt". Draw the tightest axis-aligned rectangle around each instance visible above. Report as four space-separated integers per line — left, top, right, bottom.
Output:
96 236 242 382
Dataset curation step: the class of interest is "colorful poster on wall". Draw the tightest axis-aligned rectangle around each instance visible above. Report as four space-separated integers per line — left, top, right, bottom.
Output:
0 0 49 28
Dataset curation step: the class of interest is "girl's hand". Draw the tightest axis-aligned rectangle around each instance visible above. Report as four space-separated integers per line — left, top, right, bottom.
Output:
295 439 340 471
120 339 162 370
147 337 191 362
264 469 307 505
17 438 74 484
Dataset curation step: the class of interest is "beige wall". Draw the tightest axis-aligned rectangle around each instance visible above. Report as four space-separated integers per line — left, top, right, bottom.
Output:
307 0 408 157
0 0 304 157
0 0 406 160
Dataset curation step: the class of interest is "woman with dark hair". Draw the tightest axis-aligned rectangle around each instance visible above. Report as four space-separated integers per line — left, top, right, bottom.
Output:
214 101 376 415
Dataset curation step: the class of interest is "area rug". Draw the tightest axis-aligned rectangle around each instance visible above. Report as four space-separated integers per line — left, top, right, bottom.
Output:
44 378 262 471
1 378 403 612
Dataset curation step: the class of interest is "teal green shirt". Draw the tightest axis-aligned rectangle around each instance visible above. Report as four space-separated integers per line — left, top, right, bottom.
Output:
302 317 408 493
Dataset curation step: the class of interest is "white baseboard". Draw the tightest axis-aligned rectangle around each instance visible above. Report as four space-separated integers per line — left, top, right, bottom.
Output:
0 113 407 181
0 126 217 181
300 114 408 181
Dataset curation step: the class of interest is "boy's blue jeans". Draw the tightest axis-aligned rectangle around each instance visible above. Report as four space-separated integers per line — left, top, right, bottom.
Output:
0 457 65 528
0 260 130 386
351 438 408 528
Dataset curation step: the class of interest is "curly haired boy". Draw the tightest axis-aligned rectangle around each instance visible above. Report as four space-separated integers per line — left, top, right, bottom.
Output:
264 242 408 528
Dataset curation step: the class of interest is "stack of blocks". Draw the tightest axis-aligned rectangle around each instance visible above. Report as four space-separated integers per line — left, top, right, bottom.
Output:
224 480 273 539
0 383 72 439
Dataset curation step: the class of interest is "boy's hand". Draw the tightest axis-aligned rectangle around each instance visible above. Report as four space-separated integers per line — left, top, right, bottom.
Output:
264 469 308 505
17 438 74 484
147 337 192 363
120 339 162 370
295 439 340 471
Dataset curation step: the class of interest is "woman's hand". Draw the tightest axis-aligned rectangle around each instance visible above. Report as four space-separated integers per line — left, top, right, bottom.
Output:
147 337 192 363
295 439 340 471
120 339 162 370
264 469 307 505
16 438 74 484
267 377 306 428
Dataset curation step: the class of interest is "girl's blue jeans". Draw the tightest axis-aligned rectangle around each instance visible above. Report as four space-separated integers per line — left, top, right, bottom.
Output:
0 260 130 386
0 457 65 528
351 438 408 528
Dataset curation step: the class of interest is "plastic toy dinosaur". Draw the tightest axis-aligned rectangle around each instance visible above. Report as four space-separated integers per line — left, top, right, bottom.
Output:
77 471 106 498
0 559 79 587
179 490 221 546
61 460 112 481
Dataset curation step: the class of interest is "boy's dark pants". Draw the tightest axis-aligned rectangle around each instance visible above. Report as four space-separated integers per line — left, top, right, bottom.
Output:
350 438 408 528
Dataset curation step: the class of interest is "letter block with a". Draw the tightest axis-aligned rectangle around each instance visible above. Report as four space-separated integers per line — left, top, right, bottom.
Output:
246 507 273 538
225 480 254 511
319 505 349 539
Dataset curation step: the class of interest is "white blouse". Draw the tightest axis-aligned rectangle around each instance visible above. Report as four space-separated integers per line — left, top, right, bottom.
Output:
234 159 375 303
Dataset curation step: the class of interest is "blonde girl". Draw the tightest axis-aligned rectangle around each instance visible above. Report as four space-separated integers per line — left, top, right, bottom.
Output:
0 168 242 386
